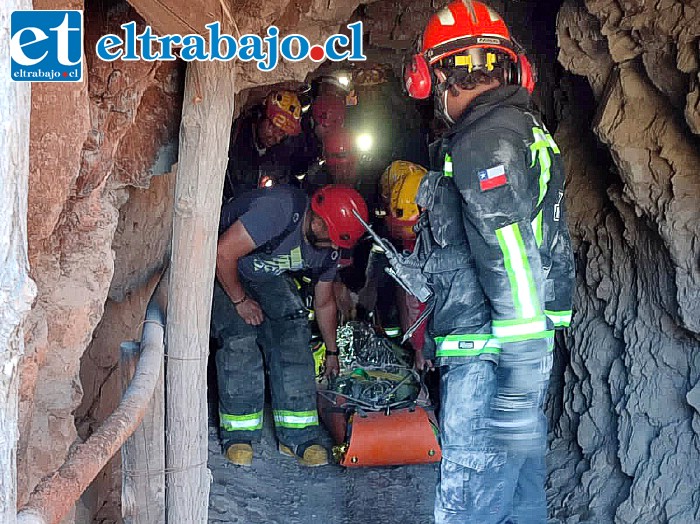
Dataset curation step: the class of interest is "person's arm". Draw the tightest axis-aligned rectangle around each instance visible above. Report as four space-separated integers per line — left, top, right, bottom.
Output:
314 279 340 377
451 127 550 447
216 221 264 325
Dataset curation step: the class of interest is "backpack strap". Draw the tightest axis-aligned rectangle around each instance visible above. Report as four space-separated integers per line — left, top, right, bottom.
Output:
251 190 308 256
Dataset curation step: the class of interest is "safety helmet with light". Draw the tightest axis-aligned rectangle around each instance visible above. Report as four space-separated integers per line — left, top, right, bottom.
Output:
403 0 535 100
311 185 369 249
380 161 427 242
265 90 303 136
317 70 354 94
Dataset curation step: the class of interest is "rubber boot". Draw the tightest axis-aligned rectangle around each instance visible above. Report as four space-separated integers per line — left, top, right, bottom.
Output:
226 443 253 466
278 441 329 467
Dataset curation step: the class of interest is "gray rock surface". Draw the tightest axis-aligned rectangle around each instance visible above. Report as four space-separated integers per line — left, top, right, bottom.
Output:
551 0 700 517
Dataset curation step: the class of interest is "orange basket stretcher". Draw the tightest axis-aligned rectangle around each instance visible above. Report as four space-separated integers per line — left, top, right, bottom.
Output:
317 368 441 467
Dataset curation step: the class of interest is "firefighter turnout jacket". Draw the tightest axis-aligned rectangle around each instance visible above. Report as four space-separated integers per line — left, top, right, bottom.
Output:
416 85 574 377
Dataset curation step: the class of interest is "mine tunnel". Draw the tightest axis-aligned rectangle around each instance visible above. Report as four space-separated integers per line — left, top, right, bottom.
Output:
4 0 700 523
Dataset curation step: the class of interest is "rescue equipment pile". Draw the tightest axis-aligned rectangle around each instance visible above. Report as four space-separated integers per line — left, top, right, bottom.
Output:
317 322 441 467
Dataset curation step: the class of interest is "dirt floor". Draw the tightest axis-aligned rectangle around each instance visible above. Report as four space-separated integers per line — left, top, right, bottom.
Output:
207 405 438 524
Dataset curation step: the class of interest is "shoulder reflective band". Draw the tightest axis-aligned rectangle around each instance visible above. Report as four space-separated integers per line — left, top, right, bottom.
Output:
530 126 560 206
273 409 319 429
220 410 264 431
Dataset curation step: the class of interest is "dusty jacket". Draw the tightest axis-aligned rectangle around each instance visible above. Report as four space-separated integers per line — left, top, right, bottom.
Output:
417 85 574 367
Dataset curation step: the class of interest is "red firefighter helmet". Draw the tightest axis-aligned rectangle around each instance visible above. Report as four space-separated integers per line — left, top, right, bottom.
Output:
421 1 517 65
312 95 346 130
323 128 355 167
265 90 302 136
311 185 368 249
404 1 534 99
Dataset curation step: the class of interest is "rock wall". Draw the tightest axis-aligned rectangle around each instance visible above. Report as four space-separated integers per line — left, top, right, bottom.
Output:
550 1 700 522
75 171 176 523
363 1 700 521
19 0 182 512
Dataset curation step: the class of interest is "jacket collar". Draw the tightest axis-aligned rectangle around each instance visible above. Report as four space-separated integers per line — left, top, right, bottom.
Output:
444 86 531 139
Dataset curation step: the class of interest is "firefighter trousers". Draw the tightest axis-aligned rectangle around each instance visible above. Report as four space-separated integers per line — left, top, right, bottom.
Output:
434 356 551 524
211 276 319 450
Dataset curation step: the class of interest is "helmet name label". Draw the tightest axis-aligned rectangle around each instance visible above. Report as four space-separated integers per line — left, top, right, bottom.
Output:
476 37 501 45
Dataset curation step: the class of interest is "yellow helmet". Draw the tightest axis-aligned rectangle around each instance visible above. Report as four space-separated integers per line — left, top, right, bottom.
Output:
265 90 302 135
380 161 427 241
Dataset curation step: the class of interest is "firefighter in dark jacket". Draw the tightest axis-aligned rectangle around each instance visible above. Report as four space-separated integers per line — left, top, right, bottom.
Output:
222 90 304 200
212 184 368 467
404 1 574 522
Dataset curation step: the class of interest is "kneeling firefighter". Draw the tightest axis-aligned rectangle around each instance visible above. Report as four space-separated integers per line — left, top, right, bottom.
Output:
358 161 429 353
212 184 368 467
380 161 430 367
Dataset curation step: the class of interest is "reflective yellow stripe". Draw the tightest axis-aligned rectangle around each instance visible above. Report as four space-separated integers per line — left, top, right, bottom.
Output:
496 223 540 318
384 326 401 337
273 410 319 429
492 317 547 338
531 209 543 247
444 154 453 177
545 309 572 327
220 411 263 431
530 126 560 206
435 334 501 357
290 246 303 269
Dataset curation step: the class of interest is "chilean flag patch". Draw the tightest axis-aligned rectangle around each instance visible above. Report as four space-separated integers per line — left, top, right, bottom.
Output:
478 165 508 191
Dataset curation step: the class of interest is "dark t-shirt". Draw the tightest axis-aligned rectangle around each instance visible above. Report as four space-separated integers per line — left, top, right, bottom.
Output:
219 185 339 282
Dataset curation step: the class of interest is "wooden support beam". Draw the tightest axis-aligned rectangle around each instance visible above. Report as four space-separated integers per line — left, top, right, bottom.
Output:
0 2 37 523
126 0 223 36
165 60 234 522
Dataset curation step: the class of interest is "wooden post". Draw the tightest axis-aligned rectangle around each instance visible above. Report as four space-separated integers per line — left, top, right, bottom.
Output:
165 60 234 522
121 341 165 524
0 2 38 523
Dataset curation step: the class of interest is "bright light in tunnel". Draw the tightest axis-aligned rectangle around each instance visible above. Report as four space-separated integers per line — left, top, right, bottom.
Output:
356 133 373 152
337 74 351 87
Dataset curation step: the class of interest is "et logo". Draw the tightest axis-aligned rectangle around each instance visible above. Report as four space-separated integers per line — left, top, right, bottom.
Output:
10 10 83 82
